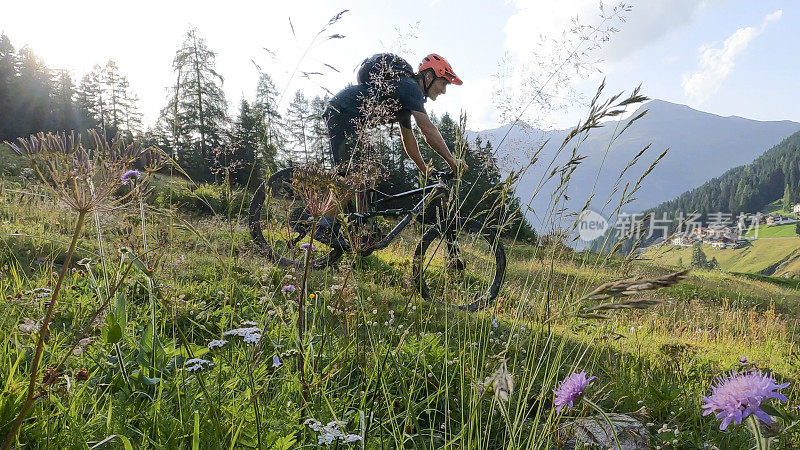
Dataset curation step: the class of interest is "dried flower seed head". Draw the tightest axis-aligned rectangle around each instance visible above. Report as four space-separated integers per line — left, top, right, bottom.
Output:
483 360 514 403
5 130 163 213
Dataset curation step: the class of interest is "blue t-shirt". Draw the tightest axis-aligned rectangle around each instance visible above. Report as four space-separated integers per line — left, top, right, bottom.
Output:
326 76 426 135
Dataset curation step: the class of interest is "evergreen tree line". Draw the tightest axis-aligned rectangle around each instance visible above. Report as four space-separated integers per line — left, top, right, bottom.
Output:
1 28 534 236
690 243 718 270
0 34 142 143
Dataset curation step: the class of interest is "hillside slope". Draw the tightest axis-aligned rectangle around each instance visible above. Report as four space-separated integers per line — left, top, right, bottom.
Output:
648 130 800 218
649 239 800 276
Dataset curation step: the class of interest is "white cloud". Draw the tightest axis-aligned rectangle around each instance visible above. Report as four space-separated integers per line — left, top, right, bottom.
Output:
431 76 498 131
503 0 706 65
682 10 782 103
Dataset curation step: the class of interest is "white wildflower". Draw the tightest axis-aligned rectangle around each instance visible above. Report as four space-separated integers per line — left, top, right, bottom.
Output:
185 358 213 372
223 327 263 337
208 339 228 349
243 333 262 344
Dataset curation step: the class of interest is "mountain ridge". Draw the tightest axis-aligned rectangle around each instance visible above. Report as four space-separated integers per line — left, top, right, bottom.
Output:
466 99 800 230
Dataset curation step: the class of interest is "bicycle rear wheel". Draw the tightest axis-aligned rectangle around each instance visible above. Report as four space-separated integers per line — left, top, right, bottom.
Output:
412 218 506 311
249 168 343 269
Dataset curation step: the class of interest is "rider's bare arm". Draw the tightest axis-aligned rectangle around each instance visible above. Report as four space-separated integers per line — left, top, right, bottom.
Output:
399 124 432 176
412 111 467 173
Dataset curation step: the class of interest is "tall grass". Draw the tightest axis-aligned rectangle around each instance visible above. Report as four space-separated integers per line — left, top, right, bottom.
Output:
1 8 799 450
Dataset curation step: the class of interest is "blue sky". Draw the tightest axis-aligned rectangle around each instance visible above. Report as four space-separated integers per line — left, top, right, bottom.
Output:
2 0 796 131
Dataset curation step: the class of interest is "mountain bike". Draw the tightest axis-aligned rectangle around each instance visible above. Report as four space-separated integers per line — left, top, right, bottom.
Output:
249 168 506 311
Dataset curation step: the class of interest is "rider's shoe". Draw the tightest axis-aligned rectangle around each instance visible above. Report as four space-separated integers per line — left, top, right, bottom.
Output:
448 257 465 271
317 216 349 250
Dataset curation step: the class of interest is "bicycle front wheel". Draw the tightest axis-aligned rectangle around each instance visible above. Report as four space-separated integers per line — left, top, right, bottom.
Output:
412 218 506 312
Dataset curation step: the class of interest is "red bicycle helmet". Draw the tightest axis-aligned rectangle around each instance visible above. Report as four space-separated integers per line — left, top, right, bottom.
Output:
419 53 462 85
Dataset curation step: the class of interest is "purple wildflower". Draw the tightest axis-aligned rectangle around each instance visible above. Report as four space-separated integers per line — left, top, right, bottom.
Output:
121 169 141 184
300 242 314 251
554 370 596 414
282 284 296 294
739 356 748 365
702 371 789 430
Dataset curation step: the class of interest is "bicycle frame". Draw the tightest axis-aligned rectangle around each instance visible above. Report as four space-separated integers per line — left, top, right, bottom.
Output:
341 178 450 252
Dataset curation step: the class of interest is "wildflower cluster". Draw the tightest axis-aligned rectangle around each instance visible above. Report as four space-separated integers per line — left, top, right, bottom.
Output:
304 418 362 445
223 326 263 344
207 340 227 349
702 370 790 430
184 358 213 372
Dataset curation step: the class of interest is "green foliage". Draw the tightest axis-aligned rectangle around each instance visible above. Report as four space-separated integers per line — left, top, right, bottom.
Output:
691 243 714 270
155 182 250 217
0 34 97 142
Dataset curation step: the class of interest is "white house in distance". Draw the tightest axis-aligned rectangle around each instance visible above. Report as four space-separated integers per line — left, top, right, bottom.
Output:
793 203 800 214
764 214 797 225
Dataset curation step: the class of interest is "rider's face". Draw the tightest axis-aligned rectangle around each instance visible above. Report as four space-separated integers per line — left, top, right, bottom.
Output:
428 77 449 100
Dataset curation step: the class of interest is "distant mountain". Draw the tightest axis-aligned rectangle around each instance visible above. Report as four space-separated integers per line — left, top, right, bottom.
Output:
467 100 800 230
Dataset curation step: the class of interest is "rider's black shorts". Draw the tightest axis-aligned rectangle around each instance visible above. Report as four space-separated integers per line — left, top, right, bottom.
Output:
323 105 358 166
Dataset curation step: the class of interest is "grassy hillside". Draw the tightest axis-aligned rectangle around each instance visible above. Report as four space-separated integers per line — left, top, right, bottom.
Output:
649 239 800 275
1 169 798 448
746 223 799 238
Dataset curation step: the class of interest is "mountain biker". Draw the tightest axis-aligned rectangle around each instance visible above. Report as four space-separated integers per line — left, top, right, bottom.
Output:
323 53 469 177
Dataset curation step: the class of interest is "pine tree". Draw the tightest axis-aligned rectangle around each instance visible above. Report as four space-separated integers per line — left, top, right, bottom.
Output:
227 99 261 186
782 183 792 212
119 87 143 139
77 65 108 135
0 33 17 140
50 69 84 133
253 73 283 173
309 95 331 167
14 47 52 136
285 90 312 165
161 28 228 181
690 242 709 269
102 60 125 135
